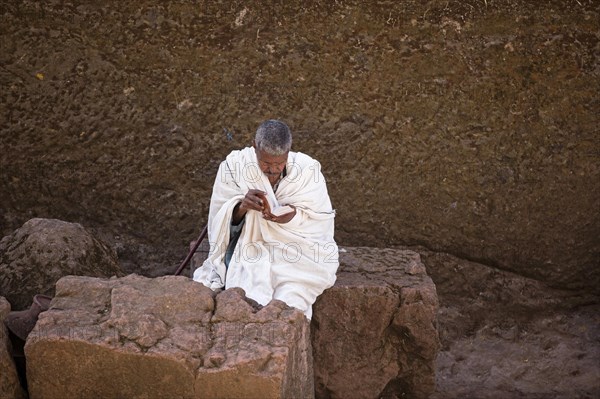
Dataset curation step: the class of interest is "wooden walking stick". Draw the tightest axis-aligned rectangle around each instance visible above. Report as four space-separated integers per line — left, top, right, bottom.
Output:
174 224 208 276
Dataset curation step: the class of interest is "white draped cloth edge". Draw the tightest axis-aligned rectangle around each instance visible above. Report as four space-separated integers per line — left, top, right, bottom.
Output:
193 146 339 319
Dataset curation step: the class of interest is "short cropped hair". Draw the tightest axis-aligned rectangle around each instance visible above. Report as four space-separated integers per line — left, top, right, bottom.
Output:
254 120 292 155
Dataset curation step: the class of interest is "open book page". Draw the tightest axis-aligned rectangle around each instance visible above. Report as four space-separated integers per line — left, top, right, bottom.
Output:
271 205 294 216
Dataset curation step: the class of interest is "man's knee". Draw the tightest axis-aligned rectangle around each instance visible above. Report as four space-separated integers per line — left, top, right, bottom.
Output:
273 287 309 313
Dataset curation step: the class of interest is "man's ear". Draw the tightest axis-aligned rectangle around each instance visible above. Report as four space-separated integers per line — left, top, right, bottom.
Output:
252 139 256 148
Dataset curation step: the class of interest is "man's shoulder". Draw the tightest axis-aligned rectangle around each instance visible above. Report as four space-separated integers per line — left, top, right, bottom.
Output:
289 151 321 169
223 147 255 164
227 146 254 157
286 152 326 185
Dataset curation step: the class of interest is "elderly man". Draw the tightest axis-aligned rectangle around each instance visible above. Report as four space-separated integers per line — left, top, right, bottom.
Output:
193 120 339 318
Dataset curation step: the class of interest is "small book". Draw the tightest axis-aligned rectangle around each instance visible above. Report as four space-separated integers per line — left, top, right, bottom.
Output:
271 205 294 217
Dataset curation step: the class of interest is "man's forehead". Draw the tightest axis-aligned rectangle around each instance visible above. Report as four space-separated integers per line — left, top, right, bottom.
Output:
255 148 288 162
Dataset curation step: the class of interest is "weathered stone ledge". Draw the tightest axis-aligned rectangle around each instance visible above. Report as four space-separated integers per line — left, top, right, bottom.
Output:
18 246 438 399
25 275 313 399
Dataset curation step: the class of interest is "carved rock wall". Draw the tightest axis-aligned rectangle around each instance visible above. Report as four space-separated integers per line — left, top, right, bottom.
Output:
0 0 598 291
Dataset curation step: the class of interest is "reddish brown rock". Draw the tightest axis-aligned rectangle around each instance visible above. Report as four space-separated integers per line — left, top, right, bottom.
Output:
0 297 26 399
25 274 313 399
312 247 439 399
0 218 124 310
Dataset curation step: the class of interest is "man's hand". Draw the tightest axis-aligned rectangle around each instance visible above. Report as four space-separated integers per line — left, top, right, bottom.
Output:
263 205 296 224
232 190 296 225
232 189 268 224
240 189 268 213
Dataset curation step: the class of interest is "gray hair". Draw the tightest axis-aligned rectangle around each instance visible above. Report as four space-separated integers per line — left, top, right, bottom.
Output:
254 120 292 155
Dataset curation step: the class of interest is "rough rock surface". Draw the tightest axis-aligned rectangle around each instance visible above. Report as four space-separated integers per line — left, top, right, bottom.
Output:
312 247 439 399
0 218 124 310
25 274 313 399
0 0 598 292
0 297 26 399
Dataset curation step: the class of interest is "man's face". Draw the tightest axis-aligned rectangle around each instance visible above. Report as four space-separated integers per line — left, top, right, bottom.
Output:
255 147 288 178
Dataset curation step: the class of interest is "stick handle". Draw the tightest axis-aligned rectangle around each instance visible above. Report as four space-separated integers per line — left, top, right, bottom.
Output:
174 224 208 276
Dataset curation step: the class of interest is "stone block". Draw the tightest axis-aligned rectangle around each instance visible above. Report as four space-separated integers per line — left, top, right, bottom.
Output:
25 274 313 399
312 247 439 399
0 296 26 399
0 218 124 311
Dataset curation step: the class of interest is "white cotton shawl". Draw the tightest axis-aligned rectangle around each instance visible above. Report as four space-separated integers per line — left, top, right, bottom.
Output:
193 147 339 318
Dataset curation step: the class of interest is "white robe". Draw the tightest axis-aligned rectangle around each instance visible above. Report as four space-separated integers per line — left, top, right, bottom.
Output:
193 147 339 318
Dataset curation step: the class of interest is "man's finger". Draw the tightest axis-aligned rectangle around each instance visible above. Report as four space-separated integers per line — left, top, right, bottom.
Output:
249 189 267 196
255 192 268 203
242 198 261 211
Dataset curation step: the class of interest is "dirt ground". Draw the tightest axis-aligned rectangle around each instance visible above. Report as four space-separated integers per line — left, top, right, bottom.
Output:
1 1 599 397
415 247 600 398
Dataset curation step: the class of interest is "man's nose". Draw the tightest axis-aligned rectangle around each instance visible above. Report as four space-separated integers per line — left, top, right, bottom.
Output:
268 165 282 174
